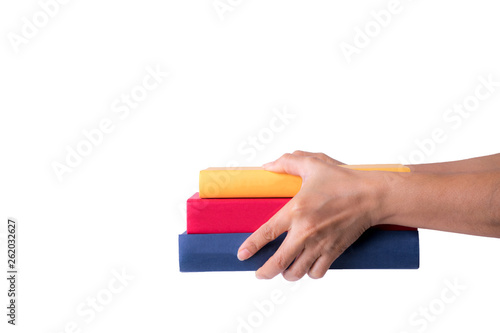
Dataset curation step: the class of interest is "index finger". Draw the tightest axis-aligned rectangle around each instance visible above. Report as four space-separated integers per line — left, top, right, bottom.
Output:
237 203 291 261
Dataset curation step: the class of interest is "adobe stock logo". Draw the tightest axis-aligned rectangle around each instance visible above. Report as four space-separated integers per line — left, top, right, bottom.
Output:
51 64 168 182
236 106 296 162
51 267 134 333
176 105 296 226
400 278 466 333
398 74 499 165
236 281 302 333
339 0 410 64
212 0 244 21
199 106 296 198
7 0 71 54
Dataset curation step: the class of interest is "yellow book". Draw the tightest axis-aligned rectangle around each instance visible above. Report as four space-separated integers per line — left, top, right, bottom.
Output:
199 164 410 198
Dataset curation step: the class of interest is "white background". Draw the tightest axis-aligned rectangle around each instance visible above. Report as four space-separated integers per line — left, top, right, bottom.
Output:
1 0 500 332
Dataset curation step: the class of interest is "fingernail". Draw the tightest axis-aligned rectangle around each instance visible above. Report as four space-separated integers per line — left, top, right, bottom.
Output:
237 248 251 261
262 162 272 168
255 270 264 279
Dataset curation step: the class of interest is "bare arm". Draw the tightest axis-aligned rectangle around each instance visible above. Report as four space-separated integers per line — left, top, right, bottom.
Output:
237 151 500 281
408 153 500 174
378 170 500 237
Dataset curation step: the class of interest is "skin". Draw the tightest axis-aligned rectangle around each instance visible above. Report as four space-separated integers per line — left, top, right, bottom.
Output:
237 150 500 281
407 153 500 173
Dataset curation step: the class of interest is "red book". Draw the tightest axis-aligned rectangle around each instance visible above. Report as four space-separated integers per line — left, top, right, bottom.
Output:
186 193 414 234
187 193 289 234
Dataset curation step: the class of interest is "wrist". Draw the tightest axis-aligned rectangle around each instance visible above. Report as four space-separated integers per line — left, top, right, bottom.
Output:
368 170 408 227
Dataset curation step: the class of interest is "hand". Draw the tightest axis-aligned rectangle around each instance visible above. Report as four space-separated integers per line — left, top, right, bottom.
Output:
237 151 385 280
291 150 345 166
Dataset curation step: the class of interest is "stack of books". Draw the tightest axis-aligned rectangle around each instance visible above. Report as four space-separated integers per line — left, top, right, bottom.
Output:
178 166 419 272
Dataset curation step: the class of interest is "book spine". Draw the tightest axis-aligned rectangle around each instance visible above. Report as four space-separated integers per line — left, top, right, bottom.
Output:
179 229 420 272
199 165 410 198
199 168 301 198
187 193 288 234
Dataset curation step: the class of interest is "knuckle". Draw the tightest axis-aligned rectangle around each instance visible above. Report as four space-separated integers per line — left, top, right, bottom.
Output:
247 242 259 254
296 214 320 237
243 239 259 255
303 156 320 168
274 252 289 271
317 153 329 161
292 222 317 245
289 198 306 216
326 240 349 257
261 223 277 242
302 221 319 240
289 203 320 240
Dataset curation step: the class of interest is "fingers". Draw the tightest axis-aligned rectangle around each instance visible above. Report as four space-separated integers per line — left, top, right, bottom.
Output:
238 196 313 280
237 202 292 261
261 153 313 176
245 150 353 281
255 234 305 279
291 150 344 166
281 248 320 281
308 255 334 279
291 150 314 157
281 237 345 281
237 221 287 261
307 238 352 279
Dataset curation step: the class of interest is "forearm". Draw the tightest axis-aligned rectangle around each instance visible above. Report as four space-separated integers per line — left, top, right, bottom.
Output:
407 153 500 174
376 171 500 238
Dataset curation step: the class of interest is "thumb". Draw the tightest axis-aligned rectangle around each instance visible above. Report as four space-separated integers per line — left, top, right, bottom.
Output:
262 153 311 177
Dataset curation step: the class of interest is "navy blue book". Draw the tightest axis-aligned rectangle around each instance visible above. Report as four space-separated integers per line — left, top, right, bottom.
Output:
179 228 419 272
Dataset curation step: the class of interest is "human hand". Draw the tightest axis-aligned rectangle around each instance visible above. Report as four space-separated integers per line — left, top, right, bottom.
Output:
237 151 385 280
290 150 345 166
